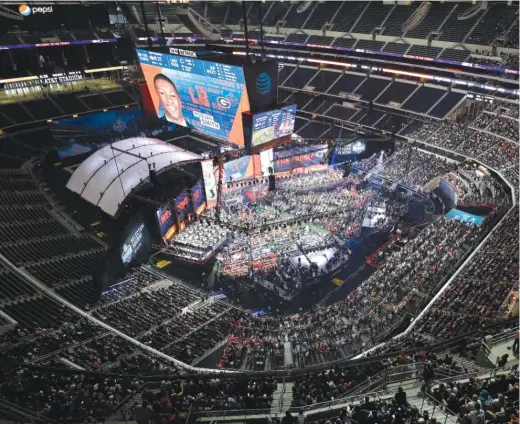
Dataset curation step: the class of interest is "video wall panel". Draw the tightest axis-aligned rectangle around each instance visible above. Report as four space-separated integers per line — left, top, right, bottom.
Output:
120 219 151 267
136 49 250 146
51 106 176 159
175 191 193 224
252 104 296 148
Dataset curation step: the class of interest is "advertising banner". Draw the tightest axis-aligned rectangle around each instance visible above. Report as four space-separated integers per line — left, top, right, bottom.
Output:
51 106 176 159
120 220 151 266
445 208 485 226
242 61 279 113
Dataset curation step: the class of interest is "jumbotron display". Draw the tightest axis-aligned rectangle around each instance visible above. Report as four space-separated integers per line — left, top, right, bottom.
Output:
136 48 250 146
252 104 297 148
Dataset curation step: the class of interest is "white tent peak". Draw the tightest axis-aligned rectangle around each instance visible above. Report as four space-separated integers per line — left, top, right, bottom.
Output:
66 137 201 217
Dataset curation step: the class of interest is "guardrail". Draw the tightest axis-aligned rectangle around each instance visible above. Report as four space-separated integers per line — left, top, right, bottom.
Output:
485 329 516 348
420 392 459 424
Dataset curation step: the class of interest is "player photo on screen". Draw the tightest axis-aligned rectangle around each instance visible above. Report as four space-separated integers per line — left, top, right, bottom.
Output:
136 49 251 146
153 73 189 127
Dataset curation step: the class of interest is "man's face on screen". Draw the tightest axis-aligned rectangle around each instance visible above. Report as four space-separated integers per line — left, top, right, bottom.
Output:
154 78 183 123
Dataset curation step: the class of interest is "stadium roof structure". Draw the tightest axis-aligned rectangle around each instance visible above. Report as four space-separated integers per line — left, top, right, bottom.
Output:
66 137 202 217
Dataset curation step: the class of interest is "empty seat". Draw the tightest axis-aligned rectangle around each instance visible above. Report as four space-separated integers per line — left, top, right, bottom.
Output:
307 35 335 46
332 37 357 49
304 3 340 30
382 42 410 54
354 77 390 101
283 67 319 89
78 94 112 110
352 2 393 34
439 3 485 42
382 3 421 37
402 86 445 113
262 2 291 27
355 40 385 51
439 48 471 62
376 82 417 105
330 2 368 32
407 45 443 59
285 33 309 43
406 3 456 39
328 74 366 96
429 92 465 118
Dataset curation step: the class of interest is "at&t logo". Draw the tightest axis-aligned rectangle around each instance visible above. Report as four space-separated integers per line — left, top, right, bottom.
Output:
19 4 54 16
256 72 271 95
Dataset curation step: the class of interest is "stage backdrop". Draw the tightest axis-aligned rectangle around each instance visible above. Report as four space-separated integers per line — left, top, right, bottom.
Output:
51 106 177 159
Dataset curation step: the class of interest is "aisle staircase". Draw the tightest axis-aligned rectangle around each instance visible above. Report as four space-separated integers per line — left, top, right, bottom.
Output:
271 382 294 415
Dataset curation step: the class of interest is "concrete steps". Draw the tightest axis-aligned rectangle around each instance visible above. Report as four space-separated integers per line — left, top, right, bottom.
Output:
282 382 295 412
271 382 294 415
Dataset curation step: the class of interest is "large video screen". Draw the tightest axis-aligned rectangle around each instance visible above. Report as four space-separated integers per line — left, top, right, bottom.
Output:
191 182 206 214
51 106 176 159
121 221 151 266
274 145 328 174
175 192 193 223
201 159 218 206
252 104 297 148
136 49 250 146
223 156 254 183
156 207 175 237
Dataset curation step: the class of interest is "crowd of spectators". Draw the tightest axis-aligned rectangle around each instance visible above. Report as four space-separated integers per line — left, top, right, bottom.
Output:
412 206 518 340
96 268 161 306
92 282 201 337
0 368 142 421
291 363 386 407
486 115 519 142
403 118 519 189
428 371 519 424
232 216 478 367
211 173 377 297
167 220 228 262
139 302 246 364
128 375 277 421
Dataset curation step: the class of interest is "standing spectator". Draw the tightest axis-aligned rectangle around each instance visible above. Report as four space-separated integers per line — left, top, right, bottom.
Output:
282 411 295 424
510 330 519 352
395 387 407 407
297 410 306 424
465 402 485 424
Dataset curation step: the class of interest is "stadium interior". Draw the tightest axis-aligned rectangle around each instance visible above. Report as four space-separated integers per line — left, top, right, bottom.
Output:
0 1 518 424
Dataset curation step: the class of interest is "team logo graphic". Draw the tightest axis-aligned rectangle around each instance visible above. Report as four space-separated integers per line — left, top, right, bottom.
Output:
112 118 127 133
256 72 271 95
121 243 133 263
217 97 231 108
19 4 31 16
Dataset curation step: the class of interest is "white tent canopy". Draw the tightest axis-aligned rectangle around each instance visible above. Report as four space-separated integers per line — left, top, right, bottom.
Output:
66 137 202 217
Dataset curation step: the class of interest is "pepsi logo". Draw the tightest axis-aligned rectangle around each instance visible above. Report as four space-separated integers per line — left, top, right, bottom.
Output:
19 4 53 16
19 4 31 16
